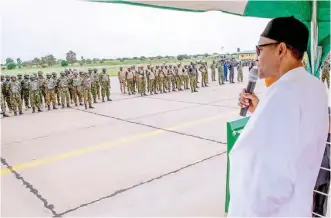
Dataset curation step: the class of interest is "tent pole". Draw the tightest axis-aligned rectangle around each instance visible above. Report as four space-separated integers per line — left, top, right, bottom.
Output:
310 0 318 75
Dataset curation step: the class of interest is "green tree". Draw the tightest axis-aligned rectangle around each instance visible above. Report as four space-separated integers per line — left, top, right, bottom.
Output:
66 50 77 64
44 54 56 67
61 60 69 67
32 57 41 67
16 58 23 68
7 62 17 70
5 58 14 65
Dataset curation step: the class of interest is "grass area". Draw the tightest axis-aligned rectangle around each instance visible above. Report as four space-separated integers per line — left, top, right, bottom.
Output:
2 57 216 76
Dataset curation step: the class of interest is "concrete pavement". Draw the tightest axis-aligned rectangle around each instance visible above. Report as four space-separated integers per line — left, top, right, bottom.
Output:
1 67 266 217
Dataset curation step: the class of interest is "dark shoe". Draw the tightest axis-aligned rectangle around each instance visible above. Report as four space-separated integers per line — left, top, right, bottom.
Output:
28 106 31 108
48 105 51 111
107 98 112 101
67 103 71 108
80 103 83 106
38 108 42 112
2 113 9 117
89 104 94 109
58 103 61 106
85 104 87 109
53 105 58 109
75 103 78 107
93 99 97 103
62 105 65 109
14 112 17 116
19 111 23 115
32 108 36 113
102 99 105 102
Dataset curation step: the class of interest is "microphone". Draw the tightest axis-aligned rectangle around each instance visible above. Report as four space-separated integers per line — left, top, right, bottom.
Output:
239 67 258 117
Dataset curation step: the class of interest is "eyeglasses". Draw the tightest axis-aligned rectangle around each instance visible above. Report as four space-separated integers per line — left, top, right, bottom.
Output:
256 42 281 56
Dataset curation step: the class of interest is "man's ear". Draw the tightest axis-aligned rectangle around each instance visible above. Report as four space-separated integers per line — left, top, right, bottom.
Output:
278 43 287 58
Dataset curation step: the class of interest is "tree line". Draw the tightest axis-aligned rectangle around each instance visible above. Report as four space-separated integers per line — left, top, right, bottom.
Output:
2 51 224 70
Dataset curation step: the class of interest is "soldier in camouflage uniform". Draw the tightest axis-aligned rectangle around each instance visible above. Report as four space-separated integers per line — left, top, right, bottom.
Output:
148 66 157 95
321 61 330 89
183 65 189 90
132 65 137 93
3 75 12 113
89 69 97 103
38 71 46 107
146 65 151 93
17 73 23 83
237 62 244 82
126 68 135 95
100 68 112 101
118 67 127 94
72 71 84 106
66 70 74 104
199 62 208 87
218 60 225 85
21 74 31 109
52 72 61 106
158 65 166 93
189 63 198 92
168 65 176 91
93 68 101 100
45 73 58 110
29 75 42 113
211 61 216 81
138 66 147 96
175 65 183 91
155 65 160 92
82 72 94 109
57 71 71 108
1 77 9 117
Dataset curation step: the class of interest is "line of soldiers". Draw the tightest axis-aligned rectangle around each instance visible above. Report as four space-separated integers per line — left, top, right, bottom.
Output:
1 68 112 117
117 61 244 96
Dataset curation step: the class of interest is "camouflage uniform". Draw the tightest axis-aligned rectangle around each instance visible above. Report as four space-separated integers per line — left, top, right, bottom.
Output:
21 74 31 108
57 71 71 108
175 65 183 91
29 75 42 113
132 66 137 93
3 75 12 112
146 66 151 92
237 63 244 82
89 70 98 103
93 68 101 100
8 76 23 115
137 67 147 96
38 71 46 106
321 62 330 89
189 64 198 92
218 61 225 85
211 61 216 81
66 70 74 104
158 67 166 93
72 71 83 106
199 63 208 87
52 72 61 106
45 73 58 110
118 67 126 94
1 76 8 117
148 67 157 95
126 69 135 95
82 72 94 109
100 68 112 101
182 66 189 89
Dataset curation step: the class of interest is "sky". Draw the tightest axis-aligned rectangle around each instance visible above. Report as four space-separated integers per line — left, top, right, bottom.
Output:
1 0 270 62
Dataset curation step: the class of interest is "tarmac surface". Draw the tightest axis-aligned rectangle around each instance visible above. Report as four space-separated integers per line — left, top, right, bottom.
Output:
1 68 267 217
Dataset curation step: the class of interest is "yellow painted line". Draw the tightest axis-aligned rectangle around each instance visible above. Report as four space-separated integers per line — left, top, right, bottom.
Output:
1 111 238 175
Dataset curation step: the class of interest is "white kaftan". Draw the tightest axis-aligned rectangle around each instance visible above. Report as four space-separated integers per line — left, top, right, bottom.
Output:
228 67 329 217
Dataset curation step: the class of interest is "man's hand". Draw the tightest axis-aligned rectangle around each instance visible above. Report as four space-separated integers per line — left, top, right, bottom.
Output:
238 88 260 113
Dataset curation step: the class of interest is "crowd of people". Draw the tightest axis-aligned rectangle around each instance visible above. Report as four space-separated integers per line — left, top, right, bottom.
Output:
117 60 246 96
1 68 111 117
0 59 247 118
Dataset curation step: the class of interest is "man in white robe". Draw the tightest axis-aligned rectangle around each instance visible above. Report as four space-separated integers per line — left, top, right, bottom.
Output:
229 16 329 217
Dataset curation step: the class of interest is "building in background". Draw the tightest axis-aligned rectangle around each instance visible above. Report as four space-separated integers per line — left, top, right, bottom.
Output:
235 50 256 60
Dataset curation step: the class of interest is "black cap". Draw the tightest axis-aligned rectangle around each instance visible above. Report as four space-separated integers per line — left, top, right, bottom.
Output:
261 16 309 53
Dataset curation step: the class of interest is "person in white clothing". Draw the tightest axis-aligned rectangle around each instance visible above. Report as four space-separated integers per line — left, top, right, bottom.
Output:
230 16 329 217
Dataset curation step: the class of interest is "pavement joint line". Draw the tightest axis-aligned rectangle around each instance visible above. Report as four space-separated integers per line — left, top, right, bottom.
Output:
0 111 236 175
55 151 226 217
0 157 61 217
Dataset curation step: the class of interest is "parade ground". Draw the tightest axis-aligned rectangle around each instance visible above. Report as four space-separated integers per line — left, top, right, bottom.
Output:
1 68 267 217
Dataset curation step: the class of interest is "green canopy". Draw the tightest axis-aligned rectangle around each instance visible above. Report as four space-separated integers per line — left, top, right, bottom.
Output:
88 0 330 77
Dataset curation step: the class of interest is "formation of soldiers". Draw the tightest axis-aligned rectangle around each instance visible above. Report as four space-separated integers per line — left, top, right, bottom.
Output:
1 68 112 117
117 60 244 96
